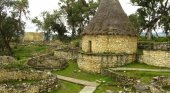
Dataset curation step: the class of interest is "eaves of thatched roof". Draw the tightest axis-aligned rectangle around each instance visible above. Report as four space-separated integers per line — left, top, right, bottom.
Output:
82 0 138 36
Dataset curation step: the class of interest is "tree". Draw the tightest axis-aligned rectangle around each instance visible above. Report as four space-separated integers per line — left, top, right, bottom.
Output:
32 11 67 41
129 14 141 34
131 0 170 39
0 0 29 55
59 0 99 37
13 0 29 42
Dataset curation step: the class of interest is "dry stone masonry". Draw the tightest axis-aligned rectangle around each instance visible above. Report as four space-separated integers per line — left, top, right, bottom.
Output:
0 56 16 65
54 48 79 60
77 0 138 73
0 69 59 93
27 54 68 69
139 50 170 67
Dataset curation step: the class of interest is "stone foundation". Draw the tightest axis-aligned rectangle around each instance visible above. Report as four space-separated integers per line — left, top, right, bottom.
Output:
0 69 59 93
77 53 136 73
27 55 68 69
139 50 170 67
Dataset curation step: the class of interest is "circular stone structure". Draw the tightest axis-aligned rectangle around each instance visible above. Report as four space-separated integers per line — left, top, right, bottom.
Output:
0 69 59 93
27 55 68 69
78 0 138 73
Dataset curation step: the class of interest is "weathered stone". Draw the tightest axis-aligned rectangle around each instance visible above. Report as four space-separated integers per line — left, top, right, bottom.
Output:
149 85 164 93
27 55 68 69
23 32 44 42
134 82 150 93
139 50 170 68
82 35 137 54
54 48 78 60
0 69 59 93
78 53 136 73
152 76 170 87
0 56 16 65
102 69 137 86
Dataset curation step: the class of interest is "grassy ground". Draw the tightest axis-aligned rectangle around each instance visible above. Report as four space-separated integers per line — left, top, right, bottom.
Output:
50 80 83 93
0 80 39 85
52 60 123 93
13 45 50 60
118 62 170 83
11 44 170 92
53 60 170 92
52 60 114 82
120 70 170 83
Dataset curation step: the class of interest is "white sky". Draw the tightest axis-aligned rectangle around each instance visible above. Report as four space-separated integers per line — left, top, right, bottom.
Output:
25 0 139 32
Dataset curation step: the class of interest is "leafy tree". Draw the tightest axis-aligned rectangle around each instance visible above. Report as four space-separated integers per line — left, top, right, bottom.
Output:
130 0 170 40
32 11 67 41
129 14 141 34
0 0 29 55
59 0 99 37
13 0 29 41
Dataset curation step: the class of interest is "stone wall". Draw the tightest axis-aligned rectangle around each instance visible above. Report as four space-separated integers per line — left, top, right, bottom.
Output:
0 69 59 93
77 53 136 73
82 35 137 54
0 56 16 65
138 42 170 50
54 48 78 60
23 32 44 42
0 69 50 82
139 50 170 67
27 55 68 69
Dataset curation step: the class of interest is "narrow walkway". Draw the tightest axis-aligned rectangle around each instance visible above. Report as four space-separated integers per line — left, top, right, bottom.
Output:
109 67 170 72
57 75 99 93
79 86 97 93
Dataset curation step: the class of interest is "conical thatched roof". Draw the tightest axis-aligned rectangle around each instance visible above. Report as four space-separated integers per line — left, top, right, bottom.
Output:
82 0 137 36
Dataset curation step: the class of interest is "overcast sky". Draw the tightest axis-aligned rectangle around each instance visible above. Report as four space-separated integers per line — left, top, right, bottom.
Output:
25 0 139 32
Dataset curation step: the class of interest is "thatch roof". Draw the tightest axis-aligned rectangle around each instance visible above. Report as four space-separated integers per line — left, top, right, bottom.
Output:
82 0 137 36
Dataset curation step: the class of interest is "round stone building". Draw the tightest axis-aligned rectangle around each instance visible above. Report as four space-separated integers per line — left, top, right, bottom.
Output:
77 0 138 73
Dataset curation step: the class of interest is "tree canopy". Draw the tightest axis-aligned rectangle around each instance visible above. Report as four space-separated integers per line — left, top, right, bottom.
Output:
0 0 29 55
130 0 170 39
32 10 67 41
58 0 99 37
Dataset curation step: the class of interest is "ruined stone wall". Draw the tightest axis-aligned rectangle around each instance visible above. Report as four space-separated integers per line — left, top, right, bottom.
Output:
82 35 137 54
77 53 136 73
23 32 44 42
54 49 78 60
139 50 170 67
0 69 59 93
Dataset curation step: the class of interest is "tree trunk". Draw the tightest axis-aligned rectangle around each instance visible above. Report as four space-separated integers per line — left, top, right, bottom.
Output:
72 25 75 38
147 28 152 40
0 30 13 55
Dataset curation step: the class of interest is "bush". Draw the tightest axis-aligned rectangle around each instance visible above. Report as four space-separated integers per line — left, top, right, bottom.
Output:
139 37 170 42
70 38 81 47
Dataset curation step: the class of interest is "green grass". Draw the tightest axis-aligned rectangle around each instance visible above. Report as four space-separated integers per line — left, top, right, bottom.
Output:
120 71 170 83
13 45 49 60
121 62 170 69
0 80 39 85
52 60 113 82
49 80 83 93
139 37 170 42
52 60 123 93
95 83 123 93
119 62 170 83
